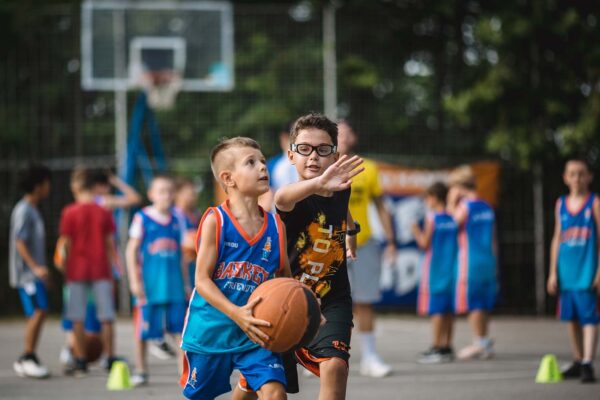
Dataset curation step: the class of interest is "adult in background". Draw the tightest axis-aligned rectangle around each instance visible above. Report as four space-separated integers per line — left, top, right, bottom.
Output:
9 164 52 378
260 121 299 211
338 120 396 378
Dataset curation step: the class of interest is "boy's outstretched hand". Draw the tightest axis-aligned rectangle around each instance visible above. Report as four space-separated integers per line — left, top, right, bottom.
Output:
318 155 364 193
232 296 272 348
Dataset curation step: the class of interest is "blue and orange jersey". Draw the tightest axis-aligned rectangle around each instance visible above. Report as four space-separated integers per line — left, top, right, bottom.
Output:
557 193 599 291
181 201 285 355
136 208 185 304
455 197 497 292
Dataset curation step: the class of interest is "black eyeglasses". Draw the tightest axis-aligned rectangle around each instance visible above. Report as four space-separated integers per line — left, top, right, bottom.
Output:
290 143 337 157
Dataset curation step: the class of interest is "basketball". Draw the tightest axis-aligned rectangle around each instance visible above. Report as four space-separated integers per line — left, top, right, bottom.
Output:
85 334 104 363
249 278 321 353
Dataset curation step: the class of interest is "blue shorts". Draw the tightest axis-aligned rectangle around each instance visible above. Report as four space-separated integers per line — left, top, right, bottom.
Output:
418 292 454 316
134 303 187 340
559 290 600 325
18 281 48 317
181 347 286 400
62 302 102 333
456 282 497 314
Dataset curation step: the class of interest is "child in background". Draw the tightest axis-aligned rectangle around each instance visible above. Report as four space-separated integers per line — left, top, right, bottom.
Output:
9 165 52 379
174 177 201 288
447 166 498 361
126 174 190 387
548 159 600 383
60 169 141 369
56 168 117 377
180 137 290 400
412 182 458 364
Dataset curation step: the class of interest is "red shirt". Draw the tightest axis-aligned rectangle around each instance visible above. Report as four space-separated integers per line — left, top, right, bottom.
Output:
59 202 115 282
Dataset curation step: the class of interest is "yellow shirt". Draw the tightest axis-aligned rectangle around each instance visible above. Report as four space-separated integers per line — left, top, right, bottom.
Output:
348 158 383 247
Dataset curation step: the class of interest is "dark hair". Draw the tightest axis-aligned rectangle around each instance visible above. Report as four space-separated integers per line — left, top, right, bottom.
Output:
425 182 448 204
175 176 194 192
90 169 110 186
71 167 96 191
20 164 51 193
290 113 338 146
565 157 592 173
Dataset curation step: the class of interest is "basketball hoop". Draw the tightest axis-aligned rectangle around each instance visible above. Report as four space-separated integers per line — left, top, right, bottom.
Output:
139 70 182 111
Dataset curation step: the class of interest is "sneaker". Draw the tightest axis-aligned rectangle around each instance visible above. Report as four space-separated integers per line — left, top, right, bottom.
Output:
561 361 582 379
581 363 596 384
149 340 176 360
439 347 455 362
360 355 392 378
457 341 494 361
59 346 74 366
418 348 443 364
100 356 123 372
14 354 50 379
64 358 88 378
418 347 454 364
131 372 149 387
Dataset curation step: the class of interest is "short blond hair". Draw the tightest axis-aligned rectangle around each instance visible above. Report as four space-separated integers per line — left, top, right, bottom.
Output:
448 165 476 189
210 137 261 180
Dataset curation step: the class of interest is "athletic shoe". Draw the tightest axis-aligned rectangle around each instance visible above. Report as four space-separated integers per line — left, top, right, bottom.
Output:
64 358 88 378
457 341 494 361
131 372 149 387
13 354 50 379
561 361 582 379
100 356 123 372
149 340 176 360
360 355 392 378
418 347 454 364
59 346 74 366
581 363 596 383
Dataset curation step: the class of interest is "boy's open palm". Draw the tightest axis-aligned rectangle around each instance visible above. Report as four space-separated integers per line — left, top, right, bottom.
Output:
318 155 364 193
233 296 272 348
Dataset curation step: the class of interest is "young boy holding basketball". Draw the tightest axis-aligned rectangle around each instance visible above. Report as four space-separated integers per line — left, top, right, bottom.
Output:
412 182 458 363
125 174 190 386
447 166 497 361
180 137 292 400
235 113 364 400
548 159 600 383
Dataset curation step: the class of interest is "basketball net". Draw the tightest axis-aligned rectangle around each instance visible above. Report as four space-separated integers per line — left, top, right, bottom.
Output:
138 70 182 111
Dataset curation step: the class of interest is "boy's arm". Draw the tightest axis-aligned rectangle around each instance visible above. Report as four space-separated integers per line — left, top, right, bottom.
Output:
346 210 358 260
102 174 142 209
592 198 600 294
547 201 561 296
411 217 433 250
374 196 396 261
195 212 271 347
15 239 49 281
275 155 364 212
125 237 146 303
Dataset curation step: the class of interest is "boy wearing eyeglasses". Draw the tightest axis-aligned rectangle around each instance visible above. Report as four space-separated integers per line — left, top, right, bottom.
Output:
234 113 364 400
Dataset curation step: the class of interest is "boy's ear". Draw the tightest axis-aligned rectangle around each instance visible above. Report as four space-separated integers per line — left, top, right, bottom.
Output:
287 150 295 165
219 170 235 189
334 152 340 161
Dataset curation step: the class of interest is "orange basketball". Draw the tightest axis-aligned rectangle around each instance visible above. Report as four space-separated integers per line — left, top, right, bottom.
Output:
85 334 104 363
249 278 321 353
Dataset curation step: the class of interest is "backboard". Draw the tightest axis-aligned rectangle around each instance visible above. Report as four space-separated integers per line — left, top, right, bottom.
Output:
81 0 234 92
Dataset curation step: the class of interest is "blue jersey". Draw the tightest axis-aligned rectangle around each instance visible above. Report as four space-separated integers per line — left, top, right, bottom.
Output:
174 206 200 287
136 208 185 304
181 202 285 355
557 194 599 291
456 198 497 288
421 212 458 294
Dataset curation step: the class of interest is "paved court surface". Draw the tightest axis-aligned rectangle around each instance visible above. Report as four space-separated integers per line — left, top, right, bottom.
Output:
0 316 597 399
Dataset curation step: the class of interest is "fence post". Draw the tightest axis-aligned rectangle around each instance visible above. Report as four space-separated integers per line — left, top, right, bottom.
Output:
533 163 546 315
323 2 337 120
